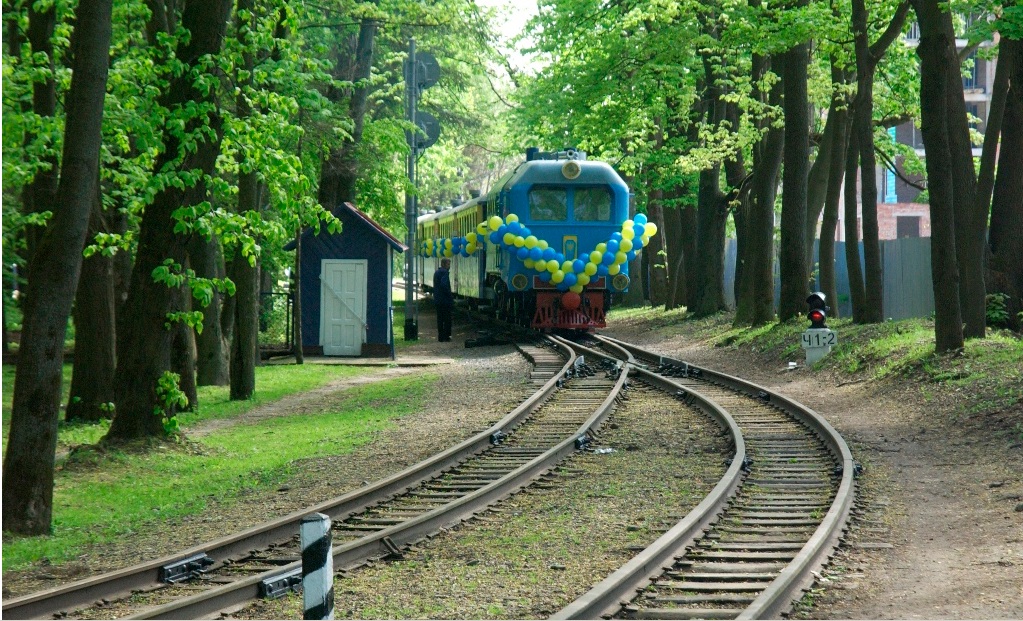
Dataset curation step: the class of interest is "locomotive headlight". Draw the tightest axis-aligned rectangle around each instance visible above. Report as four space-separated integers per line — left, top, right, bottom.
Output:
511 273 529 290
612 273 630 291
562 161 581 180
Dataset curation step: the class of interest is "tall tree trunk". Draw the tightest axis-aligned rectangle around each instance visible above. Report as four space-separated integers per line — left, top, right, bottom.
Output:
804 102 839 271
319 15 378 207
947 38 983 338
735 52 782 327
67 182 116 422
844 130 868 320
779 41 811 321
189 236 230 385
987 40 1023 332
105 0 233 441
645 189 669 306
230 0 259 400
21 3 59 270
820 92 851 318
912 0 964 351
2 0 112 535
171 278 198 411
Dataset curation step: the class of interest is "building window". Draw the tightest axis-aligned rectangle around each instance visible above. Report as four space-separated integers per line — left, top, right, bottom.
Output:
897 216 921 238
963 51 979 91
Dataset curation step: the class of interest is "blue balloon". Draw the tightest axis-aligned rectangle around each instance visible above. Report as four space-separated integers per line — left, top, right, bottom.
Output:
539 271 552 282
607 239 620 254
520 226 531 238
542 248 556 261
516 246 529 260
634 213 648 225
556 282 569 291
626 250 637 261
572 259 585 273
555 253 565 264
489 231 501 243
461 249 469 257
564 272 577 287
611 232 623 243
529 247 543 261
498 224 508 236
633 223 645 238
508 221 522 234
602 251 615 266
597 264 610 277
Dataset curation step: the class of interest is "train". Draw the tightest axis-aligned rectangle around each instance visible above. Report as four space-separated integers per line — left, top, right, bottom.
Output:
416 147 657 331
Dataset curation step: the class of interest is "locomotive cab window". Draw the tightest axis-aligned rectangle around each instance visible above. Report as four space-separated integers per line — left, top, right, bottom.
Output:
573 187 612 222
529 187 567 221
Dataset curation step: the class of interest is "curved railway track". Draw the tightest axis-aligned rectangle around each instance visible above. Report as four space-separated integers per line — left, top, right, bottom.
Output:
4 337 626 620
553 334 856 620
6 330 855 621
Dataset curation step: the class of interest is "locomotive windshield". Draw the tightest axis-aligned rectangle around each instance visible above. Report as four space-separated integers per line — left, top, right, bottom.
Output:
529 187 567 221
573 187 612 221
527 185 613 222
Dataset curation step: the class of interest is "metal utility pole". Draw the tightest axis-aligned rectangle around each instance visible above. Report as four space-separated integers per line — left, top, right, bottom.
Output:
402 39 440 341
404 39 419 340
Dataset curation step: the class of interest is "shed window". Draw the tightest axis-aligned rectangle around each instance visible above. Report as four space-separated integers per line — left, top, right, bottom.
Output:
573 187 612 221
529 187 567 221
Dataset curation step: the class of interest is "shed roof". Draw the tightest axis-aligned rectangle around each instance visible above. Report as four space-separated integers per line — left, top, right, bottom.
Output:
285 202 407 252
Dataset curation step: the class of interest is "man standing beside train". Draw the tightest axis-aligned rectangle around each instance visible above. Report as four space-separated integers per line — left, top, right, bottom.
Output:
434 258 453 342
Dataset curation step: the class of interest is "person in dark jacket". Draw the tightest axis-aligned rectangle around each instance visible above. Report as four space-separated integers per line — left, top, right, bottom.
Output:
433 258 453 342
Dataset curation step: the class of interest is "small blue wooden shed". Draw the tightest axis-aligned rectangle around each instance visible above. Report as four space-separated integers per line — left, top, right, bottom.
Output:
287 202 406 357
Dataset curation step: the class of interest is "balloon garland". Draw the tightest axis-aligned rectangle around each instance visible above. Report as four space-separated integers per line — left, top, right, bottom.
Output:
420 212 658 294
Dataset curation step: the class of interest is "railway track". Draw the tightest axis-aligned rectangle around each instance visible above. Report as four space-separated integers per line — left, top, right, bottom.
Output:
553 334 856 620
4 337 627 620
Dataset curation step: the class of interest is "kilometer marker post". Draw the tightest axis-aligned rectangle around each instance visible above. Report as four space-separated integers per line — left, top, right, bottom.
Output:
301 513 334 620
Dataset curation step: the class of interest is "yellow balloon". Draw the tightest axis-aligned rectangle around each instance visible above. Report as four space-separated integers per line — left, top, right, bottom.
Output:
640 235 650 246
547 260 559 274
514 236 525 248
445 239 453 249
506 213 519 223
524 235 538 249
538 239 549 250
596 243 607 253
466 232 476 243
644 223 658 237
623 219 634 230
444 249 453 258
477 222 488 235
524 258 535 269
577 273 590 286
615 251 627 265
489 215 503 231
622 227 635 240
561 260 573 273
535 259 547 272
619 238 633 253
584 262 598 276
467 243 477 253
609 263 621 275
552 270 565 284
503 232 515 245
569 284 584 293
589 250 602 264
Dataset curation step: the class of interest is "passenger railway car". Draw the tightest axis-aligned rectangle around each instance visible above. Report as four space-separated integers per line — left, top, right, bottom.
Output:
417 148 657 331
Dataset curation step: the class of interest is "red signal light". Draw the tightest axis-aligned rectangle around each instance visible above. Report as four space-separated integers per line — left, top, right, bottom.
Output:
808 309 827 329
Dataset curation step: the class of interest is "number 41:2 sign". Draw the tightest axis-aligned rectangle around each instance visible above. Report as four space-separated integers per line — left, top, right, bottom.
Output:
801 329 837 348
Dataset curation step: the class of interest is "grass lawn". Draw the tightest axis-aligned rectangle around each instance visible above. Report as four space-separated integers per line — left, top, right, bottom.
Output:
2 363 437 571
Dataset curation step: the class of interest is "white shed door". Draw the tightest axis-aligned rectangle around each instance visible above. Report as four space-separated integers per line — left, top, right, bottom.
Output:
319 259 367 356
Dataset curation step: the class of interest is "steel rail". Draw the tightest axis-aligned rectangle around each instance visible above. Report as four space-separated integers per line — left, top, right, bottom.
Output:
592 335 856 620
3 339 574 620
549 337 747 620
131 338 630 619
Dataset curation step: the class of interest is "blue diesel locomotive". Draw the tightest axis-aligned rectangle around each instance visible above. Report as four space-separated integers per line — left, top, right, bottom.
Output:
417 148 657 331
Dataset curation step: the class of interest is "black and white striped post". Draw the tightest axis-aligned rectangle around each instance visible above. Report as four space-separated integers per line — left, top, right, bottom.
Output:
301 513 334 620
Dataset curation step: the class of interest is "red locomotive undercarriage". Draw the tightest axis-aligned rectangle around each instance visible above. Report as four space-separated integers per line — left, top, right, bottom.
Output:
530 277 607 331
